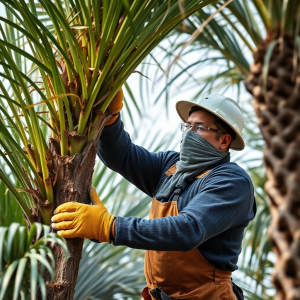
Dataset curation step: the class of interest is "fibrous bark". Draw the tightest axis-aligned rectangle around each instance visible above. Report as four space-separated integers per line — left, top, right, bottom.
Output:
245 33 300 300
39 112 111 300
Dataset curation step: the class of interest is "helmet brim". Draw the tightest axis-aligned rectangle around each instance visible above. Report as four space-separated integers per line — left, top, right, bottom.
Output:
176 100 245 151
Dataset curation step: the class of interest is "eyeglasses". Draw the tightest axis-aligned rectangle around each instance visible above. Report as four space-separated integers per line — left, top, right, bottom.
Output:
181 122 225 135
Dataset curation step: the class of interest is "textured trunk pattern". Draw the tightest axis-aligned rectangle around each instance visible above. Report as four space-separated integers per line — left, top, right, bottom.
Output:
245 35 300 300
40 112 111 300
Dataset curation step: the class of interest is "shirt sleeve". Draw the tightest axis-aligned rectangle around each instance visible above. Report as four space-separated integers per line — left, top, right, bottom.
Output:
113 170 255 251
97 117 178 197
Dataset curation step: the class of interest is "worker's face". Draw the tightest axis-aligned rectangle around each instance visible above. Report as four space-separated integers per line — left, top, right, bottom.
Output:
186 110 231 152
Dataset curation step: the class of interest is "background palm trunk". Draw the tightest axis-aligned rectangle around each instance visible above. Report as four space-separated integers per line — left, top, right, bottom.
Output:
39 113 110 300
245 33 300 300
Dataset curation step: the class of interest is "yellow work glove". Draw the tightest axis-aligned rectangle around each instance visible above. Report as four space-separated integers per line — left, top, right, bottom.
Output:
51 187 115 243
106 88 123 126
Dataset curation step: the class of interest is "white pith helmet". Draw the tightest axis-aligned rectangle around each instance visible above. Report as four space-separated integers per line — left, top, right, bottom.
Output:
176 94 245 150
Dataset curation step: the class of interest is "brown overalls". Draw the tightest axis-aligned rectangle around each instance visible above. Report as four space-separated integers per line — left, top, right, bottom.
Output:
141 165 238 300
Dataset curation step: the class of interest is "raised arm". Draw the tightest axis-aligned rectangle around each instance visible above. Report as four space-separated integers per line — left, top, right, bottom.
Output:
113 168 256 251
97 117 178 197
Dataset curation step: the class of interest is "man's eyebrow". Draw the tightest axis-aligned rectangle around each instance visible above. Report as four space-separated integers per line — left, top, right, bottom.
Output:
186 121 205 125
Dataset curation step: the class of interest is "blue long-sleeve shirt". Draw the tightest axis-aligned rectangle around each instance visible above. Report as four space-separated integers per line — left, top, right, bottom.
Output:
97 118 256 271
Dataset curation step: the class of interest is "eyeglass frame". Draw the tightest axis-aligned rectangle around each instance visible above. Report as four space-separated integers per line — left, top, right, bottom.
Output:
181 122 225 135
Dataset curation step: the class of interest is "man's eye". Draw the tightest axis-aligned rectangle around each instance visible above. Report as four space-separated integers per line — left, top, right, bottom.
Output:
196 126 205 131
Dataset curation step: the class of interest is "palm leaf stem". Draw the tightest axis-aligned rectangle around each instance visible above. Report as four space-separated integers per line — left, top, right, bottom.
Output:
100 0 217 114
87 0 120 96
0 52 43 174
251 0 272 33
77 0 96 68
0 62 59 127
0 81 30 150
0 118 47 200
0 43 54 204
51 1 76 86
0 171 33 221
41 0 90 91
217 8 254 53
226 2 262 45
0 147 34 208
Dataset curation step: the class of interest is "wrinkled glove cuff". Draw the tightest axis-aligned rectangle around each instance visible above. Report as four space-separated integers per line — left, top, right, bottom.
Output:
106 113 120 126
99 213 116 243
109 216 116 244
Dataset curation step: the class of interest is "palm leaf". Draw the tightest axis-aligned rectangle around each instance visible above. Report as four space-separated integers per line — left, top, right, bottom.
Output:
0 222 68 300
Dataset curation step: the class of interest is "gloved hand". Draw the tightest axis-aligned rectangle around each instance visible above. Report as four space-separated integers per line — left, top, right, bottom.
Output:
51 187 115 243
106 88 123 126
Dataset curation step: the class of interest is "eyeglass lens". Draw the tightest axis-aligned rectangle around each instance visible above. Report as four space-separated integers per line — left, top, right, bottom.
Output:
181 123 207 134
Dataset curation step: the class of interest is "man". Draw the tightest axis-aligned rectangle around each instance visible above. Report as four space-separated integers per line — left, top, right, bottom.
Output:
52 92 256 300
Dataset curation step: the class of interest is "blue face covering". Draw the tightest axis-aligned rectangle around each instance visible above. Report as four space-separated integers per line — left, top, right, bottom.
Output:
156 129 228 201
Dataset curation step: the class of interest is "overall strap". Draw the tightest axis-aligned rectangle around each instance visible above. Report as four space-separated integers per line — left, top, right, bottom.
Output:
165 164 177 176
196 170 211 179
165 164 211 179
164 164 211 201
153 163 178 198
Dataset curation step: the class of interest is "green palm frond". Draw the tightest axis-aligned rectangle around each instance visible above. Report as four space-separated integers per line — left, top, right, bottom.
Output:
0 164 26 227
152 1 298 104
0 0 218 226
75 242 145 300
0 222 68 300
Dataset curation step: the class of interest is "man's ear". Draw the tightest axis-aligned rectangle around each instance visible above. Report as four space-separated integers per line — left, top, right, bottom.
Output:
219 134 231 151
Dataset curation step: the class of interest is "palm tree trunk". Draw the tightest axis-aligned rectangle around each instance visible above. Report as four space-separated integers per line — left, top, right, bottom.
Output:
245 33 300 300
39 112 111 300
